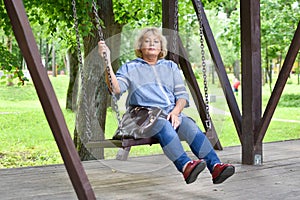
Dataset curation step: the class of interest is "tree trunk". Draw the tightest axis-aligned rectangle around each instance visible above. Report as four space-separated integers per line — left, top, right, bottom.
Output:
297 56 300 85
233 60 240 80
6 35 14 86
74 0 124 160
211 64 215 84
265 45 272 92
66 47 79 111
39 37 42 56
265 45 269 84
45 42 49 70
52 41 57 77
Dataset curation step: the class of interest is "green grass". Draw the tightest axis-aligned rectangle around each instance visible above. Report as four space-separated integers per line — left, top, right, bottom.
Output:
0 76 74 168
0 73 300 168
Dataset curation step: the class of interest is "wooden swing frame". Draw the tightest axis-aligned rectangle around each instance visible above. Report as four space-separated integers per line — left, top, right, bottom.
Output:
4 0 300 199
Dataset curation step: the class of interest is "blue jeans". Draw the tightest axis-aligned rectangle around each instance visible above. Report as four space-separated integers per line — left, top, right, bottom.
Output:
153 115 221 173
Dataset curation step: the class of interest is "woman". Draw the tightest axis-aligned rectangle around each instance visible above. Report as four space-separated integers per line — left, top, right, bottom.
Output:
98 27 234 184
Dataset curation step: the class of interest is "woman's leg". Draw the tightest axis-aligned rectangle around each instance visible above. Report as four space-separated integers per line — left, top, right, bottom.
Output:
177 116 221 172
153 119 209 184
153 121 191 172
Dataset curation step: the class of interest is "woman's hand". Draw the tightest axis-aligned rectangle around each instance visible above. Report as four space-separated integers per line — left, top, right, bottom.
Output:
98 40 120 94
98 41 111 63
167 99 186 129
167 112 180 130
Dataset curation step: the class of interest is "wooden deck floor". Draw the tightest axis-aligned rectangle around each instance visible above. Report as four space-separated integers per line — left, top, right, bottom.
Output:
0 139 299 200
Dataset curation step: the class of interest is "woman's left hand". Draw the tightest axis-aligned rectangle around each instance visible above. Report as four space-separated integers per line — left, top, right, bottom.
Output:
167 112 180 130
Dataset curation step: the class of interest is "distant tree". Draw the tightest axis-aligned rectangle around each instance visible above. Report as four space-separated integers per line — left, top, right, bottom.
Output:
261 0 300 90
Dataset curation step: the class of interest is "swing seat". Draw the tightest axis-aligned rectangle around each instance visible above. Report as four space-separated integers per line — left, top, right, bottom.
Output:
86 130 211 149
85 131 218 161
85 137 159 149
119 137 159 147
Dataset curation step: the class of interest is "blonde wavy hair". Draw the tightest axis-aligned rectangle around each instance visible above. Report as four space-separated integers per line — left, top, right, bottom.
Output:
134 27 168 59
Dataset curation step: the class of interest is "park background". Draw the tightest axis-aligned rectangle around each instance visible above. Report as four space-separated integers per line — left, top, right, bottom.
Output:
0 0 299 168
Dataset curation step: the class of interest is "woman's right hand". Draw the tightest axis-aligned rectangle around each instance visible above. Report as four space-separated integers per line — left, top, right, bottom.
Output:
98 40 111 62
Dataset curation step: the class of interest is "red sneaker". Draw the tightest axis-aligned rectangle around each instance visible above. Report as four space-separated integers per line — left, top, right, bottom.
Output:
183 160 206 184
212 163 235 184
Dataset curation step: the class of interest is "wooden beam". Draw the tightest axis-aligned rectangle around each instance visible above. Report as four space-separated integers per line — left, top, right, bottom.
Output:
4 0 96 199
191 0 242 139
256 22 300 145
240 0 262 165
162 0 179 63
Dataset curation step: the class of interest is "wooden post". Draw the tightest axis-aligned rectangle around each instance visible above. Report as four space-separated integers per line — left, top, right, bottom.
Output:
162 0 179 63
4 0 96 199
240 0 262 165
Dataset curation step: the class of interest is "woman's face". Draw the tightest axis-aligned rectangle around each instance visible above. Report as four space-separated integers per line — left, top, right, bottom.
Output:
140 33 161 59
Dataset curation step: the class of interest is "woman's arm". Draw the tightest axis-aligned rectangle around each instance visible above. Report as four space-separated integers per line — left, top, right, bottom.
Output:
98 41 120 94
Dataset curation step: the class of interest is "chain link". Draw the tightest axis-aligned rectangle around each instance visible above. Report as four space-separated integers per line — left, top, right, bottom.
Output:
91 0 121 125
195 0 211 130
72 0 92 140
91 1 104 41
172 0 179 62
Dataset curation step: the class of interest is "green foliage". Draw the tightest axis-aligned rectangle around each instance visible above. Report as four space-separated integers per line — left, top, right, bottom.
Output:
0 43 20 71
261 0 300 59
24 0 75 32
0 43 28 86
202 0 239 17
1 0 298 72
0 1 13 35
112 0 162 27
219 0 299 72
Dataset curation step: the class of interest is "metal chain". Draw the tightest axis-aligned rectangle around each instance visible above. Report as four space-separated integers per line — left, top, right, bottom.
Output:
72 0 92 139
91 0 121 125
195 0 211 130
91 1 104 41
172 0 179 62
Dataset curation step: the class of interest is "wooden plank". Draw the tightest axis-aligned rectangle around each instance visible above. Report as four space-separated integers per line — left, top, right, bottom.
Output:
1 140 300 200
86 140 123 148
3 0 95 199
